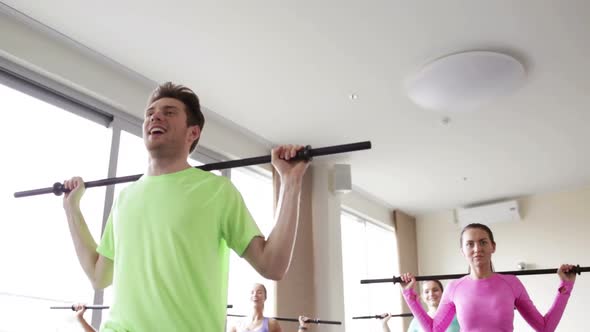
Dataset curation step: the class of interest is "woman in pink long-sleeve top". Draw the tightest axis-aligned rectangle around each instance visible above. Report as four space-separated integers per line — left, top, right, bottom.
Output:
400 223 576 332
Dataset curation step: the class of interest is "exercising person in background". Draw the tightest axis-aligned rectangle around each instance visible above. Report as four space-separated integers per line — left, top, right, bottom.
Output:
228 283 312 332
229 284 281 332
399 223 576 332
380 279 459 332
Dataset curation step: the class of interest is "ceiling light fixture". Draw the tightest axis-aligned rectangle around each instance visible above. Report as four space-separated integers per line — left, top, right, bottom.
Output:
406 51 526 112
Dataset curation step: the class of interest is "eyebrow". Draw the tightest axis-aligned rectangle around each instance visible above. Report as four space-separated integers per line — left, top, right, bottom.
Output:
145 105 180 113
466 238 489 242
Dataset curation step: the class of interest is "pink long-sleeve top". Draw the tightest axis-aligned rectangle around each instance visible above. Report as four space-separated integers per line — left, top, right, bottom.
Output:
402 273 574 332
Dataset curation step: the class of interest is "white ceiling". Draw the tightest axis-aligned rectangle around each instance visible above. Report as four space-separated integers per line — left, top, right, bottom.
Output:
3 0 590 214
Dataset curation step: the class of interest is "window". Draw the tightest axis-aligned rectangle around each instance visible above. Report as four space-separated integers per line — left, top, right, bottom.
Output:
101 130 147 325
226 168 275 329
0 83 112 331
341 211 400 332
115 130 148 182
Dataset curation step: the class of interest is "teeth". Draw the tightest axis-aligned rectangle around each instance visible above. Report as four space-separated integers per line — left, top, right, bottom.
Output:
150 127 165 134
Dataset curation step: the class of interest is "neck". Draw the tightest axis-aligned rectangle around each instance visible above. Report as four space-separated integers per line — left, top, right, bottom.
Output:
147 155 191 175
470 264 494 279
427 304 438 315
251 306 264 320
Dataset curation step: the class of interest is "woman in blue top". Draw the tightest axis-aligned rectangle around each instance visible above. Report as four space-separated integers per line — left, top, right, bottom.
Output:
381 280 459 332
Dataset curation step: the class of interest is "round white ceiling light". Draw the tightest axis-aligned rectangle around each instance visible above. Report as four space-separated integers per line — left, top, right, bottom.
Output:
405 51 526 112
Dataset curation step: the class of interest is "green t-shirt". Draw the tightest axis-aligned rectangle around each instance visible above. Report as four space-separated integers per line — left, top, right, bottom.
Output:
408 315 460 332
96 168 262 331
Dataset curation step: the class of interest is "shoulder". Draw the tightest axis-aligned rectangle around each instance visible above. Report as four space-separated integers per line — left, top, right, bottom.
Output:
448 275 470 290
185 167 225 182
443 275 471 299
193 169 235 187
495 273 523 287
495 273 525 295
112 181 135 205
231 320 247 332
268 318 281 331
183 168 236 194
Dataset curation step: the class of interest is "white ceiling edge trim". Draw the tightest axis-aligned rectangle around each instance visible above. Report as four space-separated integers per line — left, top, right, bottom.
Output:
0 1 156 88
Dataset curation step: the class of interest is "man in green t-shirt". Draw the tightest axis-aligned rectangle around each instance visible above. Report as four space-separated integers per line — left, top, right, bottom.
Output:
62 82 309 331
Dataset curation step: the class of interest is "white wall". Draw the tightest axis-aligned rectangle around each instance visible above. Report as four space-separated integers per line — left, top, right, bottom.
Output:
415 185 590 331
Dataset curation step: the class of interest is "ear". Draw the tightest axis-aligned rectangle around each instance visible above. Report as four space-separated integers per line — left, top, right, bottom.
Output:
188 125 201 142
491 242 496 254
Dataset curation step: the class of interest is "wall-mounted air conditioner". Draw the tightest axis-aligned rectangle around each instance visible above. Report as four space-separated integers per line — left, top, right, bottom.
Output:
455 200 521 227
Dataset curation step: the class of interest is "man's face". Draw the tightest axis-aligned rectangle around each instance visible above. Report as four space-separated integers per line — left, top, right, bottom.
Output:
143 97 199 157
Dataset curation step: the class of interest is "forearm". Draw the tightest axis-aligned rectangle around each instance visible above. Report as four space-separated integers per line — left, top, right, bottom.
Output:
77 318 97 332
543 280 574 331
402 289 434 331
78 318 97 332
382 323 391 332
518 280 574 332
65 205 99 284
261 177 303 279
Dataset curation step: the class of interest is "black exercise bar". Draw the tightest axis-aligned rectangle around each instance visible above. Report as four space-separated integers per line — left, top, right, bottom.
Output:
51 304 233 310
352 313 413 319
14 141 371 198
50 305 109 310
227 314 341 325
361 265 590 284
